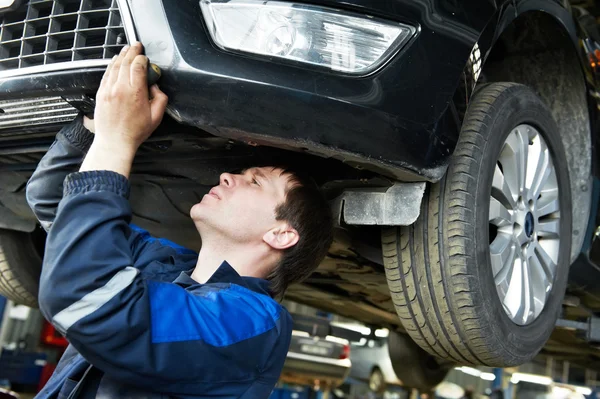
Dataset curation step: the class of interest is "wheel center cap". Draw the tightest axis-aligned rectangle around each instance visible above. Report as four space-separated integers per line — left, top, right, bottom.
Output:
524 212 535 238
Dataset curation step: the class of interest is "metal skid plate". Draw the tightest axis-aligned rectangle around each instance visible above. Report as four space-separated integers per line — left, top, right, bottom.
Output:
332 182 426 226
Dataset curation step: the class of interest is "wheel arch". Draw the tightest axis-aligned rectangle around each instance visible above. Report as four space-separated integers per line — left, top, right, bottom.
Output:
454 5 595 261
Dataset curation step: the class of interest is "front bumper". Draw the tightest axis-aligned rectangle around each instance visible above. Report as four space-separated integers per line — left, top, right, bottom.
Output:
133 0 472 182
0 0 478 182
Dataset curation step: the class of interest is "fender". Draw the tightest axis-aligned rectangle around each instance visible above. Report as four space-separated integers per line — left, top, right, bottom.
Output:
450 0 596 260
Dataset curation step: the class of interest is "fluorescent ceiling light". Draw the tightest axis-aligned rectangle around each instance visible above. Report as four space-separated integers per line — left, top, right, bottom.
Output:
455 366 481 377
510 373 552 386
575 386 592 396
375 328 389 338
455 367 496 382
291 330 310 337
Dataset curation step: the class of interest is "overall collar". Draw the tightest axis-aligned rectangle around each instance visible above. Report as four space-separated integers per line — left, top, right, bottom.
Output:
174 261 273 298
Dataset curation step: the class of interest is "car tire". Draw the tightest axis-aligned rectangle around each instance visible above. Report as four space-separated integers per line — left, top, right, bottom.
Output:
382 83 572 366
388 331 449 392
0 228 44 308
368 368 386 394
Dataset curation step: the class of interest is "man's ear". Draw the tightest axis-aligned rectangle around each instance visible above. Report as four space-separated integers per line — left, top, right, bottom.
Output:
263 223 299 250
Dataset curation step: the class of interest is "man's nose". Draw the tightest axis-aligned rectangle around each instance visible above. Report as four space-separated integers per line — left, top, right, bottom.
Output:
220 173 234 187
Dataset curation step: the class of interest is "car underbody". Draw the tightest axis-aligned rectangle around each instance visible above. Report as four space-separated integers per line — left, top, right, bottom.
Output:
1 104 600 371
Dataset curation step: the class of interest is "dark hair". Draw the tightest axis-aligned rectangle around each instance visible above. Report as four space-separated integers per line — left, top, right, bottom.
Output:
267 168 333 299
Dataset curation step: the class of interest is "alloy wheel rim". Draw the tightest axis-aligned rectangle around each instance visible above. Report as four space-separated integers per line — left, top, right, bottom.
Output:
488 124 560 326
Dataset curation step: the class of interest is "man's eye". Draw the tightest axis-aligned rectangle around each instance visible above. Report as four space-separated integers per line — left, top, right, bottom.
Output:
252 178 260 186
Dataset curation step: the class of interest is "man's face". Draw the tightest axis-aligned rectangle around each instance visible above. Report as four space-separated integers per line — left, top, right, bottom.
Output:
190 167 292 244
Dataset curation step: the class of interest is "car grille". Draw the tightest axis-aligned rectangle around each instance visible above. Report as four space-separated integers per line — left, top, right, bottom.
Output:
0 0 127 71
0 97 77 131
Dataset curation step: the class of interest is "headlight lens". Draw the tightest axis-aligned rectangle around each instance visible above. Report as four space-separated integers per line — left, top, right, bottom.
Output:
200 0 416 75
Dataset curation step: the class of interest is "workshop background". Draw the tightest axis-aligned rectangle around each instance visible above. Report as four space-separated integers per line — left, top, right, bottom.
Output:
0 295 597 399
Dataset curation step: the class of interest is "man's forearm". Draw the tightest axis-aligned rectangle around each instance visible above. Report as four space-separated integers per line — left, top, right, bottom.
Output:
26 114 95 231
79 139 137 178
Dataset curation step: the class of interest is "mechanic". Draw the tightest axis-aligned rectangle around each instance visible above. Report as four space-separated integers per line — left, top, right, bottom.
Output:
25 42 334 399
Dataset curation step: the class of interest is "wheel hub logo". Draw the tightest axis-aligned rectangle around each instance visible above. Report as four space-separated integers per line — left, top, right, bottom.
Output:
525 212 535 238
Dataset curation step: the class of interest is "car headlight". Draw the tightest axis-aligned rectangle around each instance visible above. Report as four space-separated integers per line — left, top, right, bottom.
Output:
200 0 416 75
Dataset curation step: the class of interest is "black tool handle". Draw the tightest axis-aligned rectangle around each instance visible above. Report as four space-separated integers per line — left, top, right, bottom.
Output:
147 61 162 86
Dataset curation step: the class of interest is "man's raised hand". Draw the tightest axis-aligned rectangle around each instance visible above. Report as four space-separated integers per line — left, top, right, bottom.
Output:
93 42 168 152
79 42 167 178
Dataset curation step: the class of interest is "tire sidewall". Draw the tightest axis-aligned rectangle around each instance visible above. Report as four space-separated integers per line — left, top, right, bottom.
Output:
468 85 571 359
388 332 449 390
0 228 44 307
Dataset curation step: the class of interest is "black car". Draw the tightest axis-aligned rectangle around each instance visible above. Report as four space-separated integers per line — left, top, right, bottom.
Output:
281 315 356 389
0 0 599 389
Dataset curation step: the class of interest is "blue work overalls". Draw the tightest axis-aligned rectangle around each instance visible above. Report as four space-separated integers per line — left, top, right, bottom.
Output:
26 116 293 398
